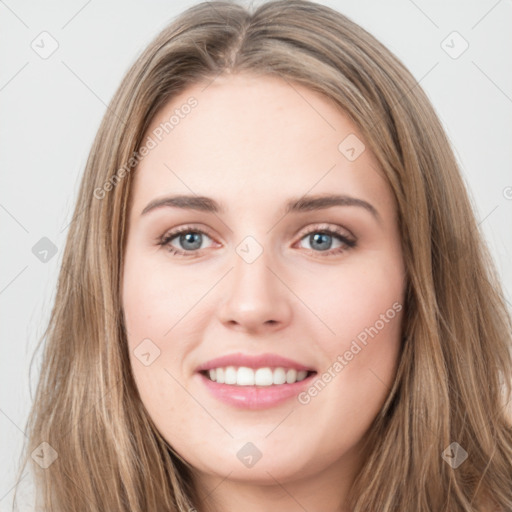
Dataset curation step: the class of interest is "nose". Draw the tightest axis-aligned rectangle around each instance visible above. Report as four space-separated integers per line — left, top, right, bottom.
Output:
217 246 293 335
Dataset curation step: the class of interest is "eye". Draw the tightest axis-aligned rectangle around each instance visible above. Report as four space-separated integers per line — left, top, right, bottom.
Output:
158 226 215 258
158 223 356 258
295 224 356 256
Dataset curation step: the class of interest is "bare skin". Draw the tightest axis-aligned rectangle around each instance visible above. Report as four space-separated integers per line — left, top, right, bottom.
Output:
122 73 406 512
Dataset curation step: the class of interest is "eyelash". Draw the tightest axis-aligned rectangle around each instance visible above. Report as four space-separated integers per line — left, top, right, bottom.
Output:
157 224 357 259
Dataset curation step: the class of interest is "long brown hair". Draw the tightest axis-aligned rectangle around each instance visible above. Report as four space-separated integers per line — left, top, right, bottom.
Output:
17 1 512 510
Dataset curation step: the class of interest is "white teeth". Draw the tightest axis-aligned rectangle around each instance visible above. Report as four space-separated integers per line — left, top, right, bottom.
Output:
255 368 272 386
273 367 287 385
204 366 311 386
225 366 237 385
286 368 297 383
238 367 255 385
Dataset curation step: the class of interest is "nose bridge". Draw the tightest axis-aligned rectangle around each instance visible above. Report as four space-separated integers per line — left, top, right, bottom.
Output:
231 233 277 300
217 231 291 331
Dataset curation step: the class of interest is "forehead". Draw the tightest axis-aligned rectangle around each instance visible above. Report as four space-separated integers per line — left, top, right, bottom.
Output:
130 73 393 218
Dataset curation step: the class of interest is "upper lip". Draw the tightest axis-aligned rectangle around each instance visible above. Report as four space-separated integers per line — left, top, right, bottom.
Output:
196 352 316 372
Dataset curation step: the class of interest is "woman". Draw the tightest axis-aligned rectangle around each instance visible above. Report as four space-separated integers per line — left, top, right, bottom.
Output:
18 0 512 510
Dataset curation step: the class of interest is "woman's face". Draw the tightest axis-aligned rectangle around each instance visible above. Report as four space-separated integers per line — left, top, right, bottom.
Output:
122 73 406 491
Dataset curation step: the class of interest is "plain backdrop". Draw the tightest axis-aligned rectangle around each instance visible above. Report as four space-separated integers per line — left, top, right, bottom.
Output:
1 0 511 508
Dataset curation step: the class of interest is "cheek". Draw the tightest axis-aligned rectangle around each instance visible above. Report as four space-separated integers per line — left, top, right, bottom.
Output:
122 251 188 403
122 259 201 449
122 249 200 343
301 254 404 415
312 256 404 353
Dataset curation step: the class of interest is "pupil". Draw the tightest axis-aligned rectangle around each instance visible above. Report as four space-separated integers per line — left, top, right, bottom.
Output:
311 233 331 251
181 232 202 250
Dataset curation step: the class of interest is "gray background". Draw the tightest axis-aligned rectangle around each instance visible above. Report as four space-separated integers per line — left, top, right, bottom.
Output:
1 0 511 507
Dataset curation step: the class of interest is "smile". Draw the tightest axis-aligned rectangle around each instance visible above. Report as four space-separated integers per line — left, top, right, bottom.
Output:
201 366 314 386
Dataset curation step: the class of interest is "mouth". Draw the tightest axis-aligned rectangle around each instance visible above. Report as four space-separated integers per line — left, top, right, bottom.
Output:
196 366 318 409
195 352 318 408
199 367 317 387
195 352 317 381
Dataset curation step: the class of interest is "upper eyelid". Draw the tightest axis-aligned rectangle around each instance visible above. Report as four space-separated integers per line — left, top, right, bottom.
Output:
296 222 353 238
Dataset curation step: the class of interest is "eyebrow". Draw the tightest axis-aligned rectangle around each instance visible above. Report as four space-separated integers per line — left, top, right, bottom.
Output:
140 193 380 222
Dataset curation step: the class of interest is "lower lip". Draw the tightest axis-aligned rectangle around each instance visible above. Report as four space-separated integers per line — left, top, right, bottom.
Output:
197 371 316 410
